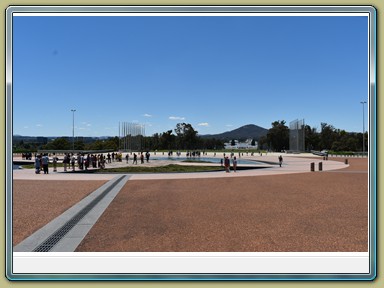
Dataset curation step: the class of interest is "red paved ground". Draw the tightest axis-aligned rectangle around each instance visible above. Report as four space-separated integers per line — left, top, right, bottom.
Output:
12 180 107 246
76 158 368 252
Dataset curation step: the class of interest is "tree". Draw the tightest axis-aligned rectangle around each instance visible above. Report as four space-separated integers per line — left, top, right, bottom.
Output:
304 125 320 151
266 120 289 152
174 123 198 150
258 135 268 150
104 136 119 150
86 140 105 150
320 123 336 150
74 140 85 150
201 138 224 150
231 139 236 146
160 130 176 150
42 137 70 150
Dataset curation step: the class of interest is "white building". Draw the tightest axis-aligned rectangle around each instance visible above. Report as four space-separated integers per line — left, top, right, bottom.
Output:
224 139 258 150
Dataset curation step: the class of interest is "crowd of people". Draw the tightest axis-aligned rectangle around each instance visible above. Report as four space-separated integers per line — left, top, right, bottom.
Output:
32 150 284 175
61 153 108 171
33 151 153 174
34 153 58 174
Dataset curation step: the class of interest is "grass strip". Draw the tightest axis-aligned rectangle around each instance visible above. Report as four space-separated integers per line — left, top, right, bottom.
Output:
95 164 222 173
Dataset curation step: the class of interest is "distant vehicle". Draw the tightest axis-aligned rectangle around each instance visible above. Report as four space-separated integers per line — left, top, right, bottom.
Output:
311 150 328 157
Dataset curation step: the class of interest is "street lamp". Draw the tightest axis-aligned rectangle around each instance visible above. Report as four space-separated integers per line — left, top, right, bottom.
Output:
71 109 76 151
360 101 366 156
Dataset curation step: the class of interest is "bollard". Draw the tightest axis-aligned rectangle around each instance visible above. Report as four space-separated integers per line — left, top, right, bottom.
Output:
345 159 348 165
319 162 323 171
323 156 326 160
310 162 315 172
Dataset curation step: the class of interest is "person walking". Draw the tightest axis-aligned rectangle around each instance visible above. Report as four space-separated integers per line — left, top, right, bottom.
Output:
52 153 58 172
42 153 49 174
133 153 138 165
278 155 283 167
71 154 76 171
232 156 238 173
63 153 68 172
224 156 230 173
35 155 41 174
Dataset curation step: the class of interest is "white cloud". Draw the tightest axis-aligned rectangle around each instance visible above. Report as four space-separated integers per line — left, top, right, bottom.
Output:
169 116 185 120
198 122 209 127
36 124 43 127
23 126 29 129
82 122 91 127
143 113 153 117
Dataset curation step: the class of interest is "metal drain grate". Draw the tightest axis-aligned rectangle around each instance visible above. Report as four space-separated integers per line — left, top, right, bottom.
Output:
33 175 126 252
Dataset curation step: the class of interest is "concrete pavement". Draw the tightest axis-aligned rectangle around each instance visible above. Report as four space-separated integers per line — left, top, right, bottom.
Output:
12 152 349 180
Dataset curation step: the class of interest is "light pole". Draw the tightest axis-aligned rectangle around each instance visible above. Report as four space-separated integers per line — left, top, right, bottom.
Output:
360 101 366 156
71 109 76 152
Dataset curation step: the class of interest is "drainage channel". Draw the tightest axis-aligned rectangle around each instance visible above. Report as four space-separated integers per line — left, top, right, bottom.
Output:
14 175 130 252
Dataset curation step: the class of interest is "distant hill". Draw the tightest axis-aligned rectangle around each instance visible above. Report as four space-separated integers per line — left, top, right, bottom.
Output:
200 124 268 141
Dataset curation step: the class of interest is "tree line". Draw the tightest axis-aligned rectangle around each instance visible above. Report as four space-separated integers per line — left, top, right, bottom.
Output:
13 121 368 153
258 120 368 153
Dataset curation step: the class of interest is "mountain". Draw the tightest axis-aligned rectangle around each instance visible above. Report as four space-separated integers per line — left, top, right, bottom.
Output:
200 124 268 141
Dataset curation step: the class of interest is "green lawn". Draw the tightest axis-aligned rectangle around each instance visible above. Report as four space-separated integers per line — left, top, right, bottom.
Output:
95 164 223 173
21 163 224 173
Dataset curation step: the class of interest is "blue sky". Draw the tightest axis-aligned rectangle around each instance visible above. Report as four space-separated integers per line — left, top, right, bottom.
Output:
12 14 369 137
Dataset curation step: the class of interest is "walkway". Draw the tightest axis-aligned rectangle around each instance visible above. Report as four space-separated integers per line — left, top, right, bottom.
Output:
12 153 348 181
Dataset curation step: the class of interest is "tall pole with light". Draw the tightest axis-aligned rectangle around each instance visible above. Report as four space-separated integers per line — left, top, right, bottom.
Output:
360 101 366 156
71 109 76 152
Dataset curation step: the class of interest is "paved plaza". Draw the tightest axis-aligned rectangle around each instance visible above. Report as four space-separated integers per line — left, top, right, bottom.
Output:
12 153 368 252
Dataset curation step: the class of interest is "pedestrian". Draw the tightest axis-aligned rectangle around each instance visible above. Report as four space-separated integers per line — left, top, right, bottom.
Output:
77 154 82 170
133 153 138 164
224 156 230 173
71 154 76 171
146 151 150 163
278 155 283 167
233 156 237 172
52 153 58 172
35 155 41 174
63 153 68 172
85 154 90 170
125 153 129 164
42 153 49 174
80 154 84 170
140 153 144 164
100 156 106 169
